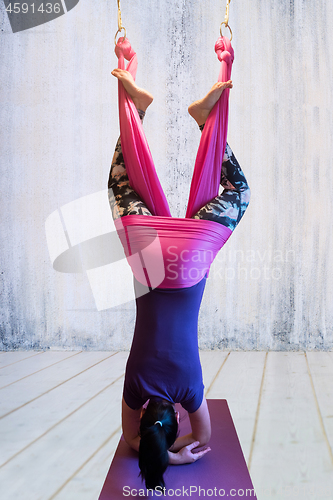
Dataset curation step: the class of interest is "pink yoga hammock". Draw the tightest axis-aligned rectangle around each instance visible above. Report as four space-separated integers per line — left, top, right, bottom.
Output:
113 37 235 289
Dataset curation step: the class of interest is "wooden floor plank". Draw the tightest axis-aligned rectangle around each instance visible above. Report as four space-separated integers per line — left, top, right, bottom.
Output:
51 428 122 500
306 352 333 462
199 350 230 394
205 351 266 463
0 351 81 388
0 351 119 417
0 378 124 500
0 351 44 368
0 352 127 467
250 352 333 500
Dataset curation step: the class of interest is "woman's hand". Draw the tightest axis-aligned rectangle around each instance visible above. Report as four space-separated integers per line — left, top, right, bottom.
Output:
178 441 211 463
168 441 211 465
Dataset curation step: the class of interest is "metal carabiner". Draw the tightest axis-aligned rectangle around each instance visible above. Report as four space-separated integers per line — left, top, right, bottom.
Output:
114 27 127 46
220 22 233 41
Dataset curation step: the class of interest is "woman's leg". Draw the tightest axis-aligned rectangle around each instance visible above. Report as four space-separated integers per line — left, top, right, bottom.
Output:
188 82 250 231
108 69 155 220
108 110 153 219
192 124 250 230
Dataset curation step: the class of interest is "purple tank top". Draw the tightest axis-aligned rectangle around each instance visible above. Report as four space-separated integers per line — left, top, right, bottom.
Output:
123 275 207 413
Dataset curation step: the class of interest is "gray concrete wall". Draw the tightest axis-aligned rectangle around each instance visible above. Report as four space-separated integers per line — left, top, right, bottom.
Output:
1 0 333 351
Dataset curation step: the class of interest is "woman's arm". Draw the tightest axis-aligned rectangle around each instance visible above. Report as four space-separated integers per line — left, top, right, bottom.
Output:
169 396 211 452
168 396 211 464
121 396 142 452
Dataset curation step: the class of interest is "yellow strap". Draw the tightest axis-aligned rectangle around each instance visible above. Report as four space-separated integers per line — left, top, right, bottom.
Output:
115 0 126 46
117 0 123 31
220 0 233 41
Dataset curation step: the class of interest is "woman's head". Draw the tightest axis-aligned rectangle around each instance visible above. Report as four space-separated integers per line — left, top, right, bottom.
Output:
139 398 179 490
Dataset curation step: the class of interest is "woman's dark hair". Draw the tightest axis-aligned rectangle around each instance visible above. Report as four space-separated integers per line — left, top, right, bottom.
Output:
139 398 178 490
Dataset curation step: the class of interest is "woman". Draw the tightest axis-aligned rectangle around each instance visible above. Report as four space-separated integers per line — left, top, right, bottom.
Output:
108 68 250 490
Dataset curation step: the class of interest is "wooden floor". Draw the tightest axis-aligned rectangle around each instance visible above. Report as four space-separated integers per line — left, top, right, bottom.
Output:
0 351 333 500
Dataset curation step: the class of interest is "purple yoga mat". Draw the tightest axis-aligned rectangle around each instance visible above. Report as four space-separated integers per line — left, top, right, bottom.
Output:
99 399 257 499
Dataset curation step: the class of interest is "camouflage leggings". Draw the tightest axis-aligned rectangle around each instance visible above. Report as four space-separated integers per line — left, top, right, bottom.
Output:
108 111 250 231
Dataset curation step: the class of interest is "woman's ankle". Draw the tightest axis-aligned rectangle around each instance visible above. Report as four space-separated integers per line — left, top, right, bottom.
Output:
137 108 145 122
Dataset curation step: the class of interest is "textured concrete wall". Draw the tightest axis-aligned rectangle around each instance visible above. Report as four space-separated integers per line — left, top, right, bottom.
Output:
1 0 333 351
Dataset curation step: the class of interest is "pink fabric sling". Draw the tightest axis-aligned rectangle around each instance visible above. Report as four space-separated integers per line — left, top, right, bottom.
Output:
114 37 234 289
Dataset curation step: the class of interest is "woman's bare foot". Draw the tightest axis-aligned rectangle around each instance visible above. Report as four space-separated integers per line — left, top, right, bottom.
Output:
188 80 233 126
111 68 153 112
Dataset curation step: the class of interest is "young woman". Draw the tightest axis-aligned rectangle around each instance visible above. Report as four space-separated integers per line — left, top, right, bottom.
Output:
108 68 250 490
